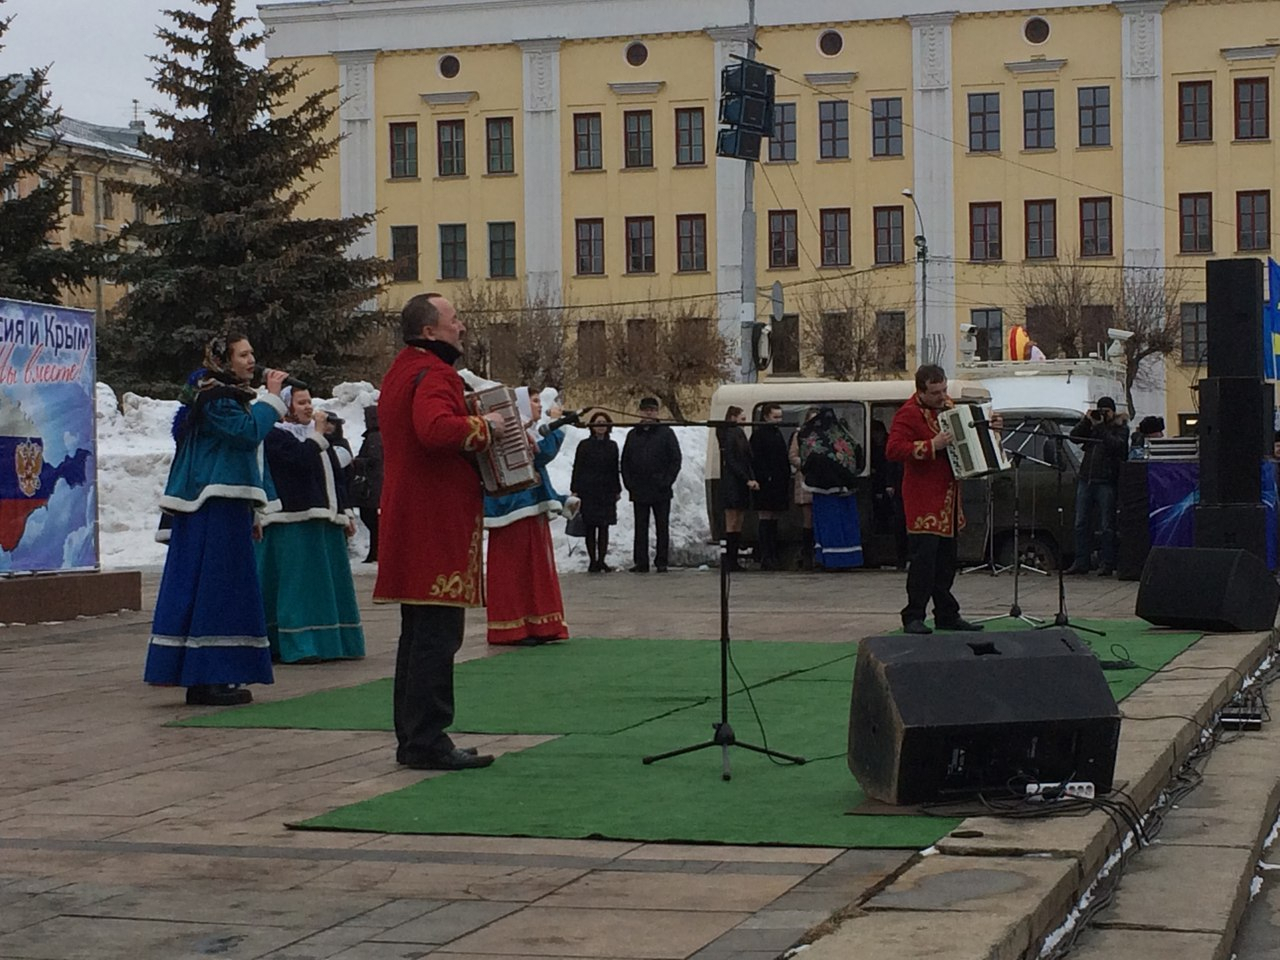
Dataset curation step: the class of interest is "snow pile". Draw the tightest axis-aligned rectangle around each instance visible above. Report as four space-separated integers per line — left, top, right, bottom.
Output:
94 382 716 572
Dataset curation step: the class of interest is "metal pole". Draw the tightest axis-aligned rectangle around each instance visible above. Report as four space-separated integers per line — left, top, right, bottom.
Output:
904 188 928 365
739 0 758 382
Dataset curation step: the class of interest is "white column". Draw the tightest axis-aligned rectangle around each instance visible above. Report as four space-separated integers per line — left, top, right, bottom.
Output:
1119 1 1167 269
908 13 957 373
517 38 565 306
335 50 379 261
708 25 752 352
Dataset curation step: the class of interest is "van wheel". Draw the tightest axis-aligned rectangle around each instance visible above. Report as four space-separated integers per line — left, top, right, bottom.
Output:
995 533 1058 571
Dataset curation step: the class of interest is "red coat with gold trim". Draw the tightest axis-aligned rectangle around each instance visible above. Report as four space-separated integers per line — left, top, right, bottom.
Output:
886 395 964 538
373 346 491 607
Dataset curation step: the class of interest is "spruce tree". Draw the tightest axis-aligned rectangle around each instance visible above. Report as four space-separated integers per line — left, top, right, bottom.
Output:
101 0 386 396
0 1 94 304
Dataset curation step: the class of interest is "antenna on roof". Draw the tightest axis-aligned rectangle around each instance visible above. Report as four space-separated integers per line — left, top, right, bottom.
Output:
132 99 140 123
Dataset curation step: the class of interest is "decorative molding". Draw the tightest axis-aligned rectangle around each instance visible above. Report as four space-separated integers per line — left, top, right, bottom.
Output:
1004 58 1066 75
1123 6 1162 79
520 38 562 113
909 14 955 92
333 48 380 65
1221 44 1280 62
804 71 857 86
420 91 479 106
515 36 564 55
609 81 665 96
705 25 753 44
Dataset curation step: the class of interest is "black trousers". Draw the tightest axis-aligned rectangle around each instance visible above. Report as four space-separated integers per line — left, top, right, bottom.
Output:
901 533 961 626
359 506 379 560
632 499 671 569
394 604 465 764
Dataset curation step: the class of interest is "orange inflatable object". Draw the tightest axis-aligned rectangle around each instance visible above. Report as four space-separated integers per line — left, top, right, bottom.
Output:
1008 324 1031 361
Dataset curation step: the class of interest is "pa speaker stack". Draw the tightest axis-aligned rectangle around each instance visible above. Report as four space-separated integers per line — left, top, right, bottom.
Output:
1195 258 1272 562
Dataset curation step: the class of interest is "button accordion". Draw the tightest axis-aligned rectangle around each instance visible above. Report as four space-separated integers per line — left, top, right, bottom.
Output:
938 403 1010 479
464 385 540 495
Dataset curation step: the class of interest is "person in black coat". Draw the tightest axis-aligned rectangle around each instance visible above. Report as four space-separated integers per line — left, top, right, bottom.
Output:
571 412 622 572
1066 396 1129 576
353 405 384 563
717 405 759 572
750 402 790 570
621 397 682 572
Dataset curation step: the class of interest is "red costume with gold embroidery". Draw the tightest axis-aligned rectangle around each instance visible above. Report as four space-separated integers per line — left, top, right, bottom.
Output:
374 345 491 607
886 394 965 537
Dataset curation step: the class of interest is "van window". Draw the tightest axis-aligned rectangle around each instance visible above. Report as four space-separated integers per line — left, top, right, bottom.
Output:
754 401 867 472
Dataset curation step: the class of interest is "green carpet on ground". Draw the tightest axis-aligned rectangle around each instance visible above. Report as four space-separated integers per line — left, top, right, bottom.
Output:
265 620 1201 848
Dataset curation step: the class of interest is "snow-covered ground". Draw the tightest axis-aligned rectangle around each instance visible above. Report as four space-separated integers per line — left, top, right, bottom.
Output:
95 382 717 572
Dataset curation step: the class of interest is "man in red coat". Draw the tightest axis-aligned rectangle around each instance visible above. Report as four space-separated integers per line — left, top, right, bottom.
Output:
375 294 504 770
887 364 985 635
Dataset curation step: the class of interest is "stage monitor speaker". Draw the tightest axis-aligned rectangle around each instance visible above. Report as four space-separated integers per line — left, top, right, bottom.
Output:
1136 545 1280 632
1194 504 1270 562
847 629 1121 805
1205 258 1264 379
1198 377 1272 504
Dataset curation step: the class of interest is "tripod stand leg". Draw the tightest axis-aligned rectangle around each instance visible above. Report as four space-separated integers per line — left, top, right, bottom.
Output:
732 739 807 765
642 738 720 765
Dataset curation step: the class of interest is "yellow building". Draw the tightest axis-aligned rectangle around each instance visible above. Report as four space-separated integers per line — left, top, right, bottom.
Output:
260 0 1279 427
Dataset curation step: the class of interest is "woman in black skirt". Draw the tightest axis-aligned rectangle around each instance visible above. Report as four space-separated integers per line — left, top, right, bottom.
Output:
570 412 622 572
717 405 759 571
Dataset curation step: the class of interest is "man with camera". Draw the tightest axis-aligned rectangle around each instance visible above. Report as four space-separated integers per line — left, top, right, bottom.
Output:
1066 396 1129 576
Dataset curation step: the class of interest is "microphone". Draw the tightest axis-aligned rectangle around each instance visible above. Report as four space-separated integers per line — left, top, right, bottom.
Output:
263 369 309 391
538 408 586 436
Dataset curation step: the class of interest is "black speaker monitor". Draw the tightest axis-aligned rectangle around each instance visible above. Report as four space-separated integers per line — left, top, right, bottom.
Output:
1137 545 1279 632
1197 376 1272 504
848 629 1121 805
1205 258 1264 379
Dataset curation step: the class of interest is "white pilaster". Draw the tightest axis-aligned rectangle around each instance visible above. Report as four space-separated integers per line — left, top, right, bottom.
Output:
908 13 957 372
336 50 378 261
1119 1 1167 269
517 38 565 306
708 25 752 352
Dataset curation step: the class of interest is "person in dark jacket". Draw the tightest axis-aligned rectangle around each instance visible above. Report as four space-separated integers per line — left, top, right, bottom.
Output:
870 419 908 569
571 412 622 572
718 405 759 572
750 402 790 570
621 396 682 572
1066 396 1129 576
353 405 383 563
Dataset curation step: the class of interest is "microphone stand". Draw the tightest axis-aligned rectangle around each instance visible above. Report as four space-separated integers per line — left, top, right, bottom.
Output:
961 475 1008 576
976 448 1046 626
1036 427 1105 638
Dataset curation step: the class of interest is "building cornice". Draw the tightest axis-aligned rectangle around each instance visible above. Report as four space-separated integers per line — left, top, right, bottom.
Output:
1221 43 1279 62
1004 58 1067 74
420 90 480 106
1113 0 1168 13
333 48 381 64
905 11 959 28
515 37 564 53
804 71 858 86
608 81 665 96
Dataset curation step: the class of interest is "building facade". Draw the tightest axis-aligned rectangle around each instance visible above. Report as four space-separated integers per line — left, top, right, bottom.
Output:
260 0 1279 426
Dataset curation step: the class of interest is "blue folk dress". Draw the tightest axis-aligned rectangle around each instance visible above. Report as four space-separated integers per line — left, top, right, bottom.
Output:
256 422 365 663
144 382 286 688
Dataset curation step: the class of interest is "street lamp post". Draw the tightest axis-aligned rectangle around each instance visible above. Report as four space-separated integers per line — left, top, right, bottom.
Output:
902 188 928 365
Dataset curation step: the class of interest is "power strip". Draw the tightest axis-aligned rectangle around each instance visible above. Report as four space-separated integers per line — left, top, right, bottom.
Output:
1024 781 1096 801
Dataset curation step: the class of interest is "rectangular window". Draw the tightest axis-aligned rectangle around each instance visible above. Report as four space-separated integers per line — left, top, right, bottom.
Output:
1023 89 1055 149
1179 81 1212 142
102 187 114 220
969 202 1002 261
770 314 800 375
575 218 605 275
1077 86 1111 147
968 92 1001 152
390 122 418 178
70 174 83 215
1180 302 1208 364
820 208 851 267
1080 197 1113 257
1238 190 1271 251
627 317 657 359
768 210 798 268
818 101 849 159
574 113 603 170
488 324 518 383
871 97 903 157
970 308 1004 361
1235 78 1269 140
437 119 466 176
624 110 654 168
1179 193 1213 253
875 311 907 371
488 221 516 278
577 319 607 379
873 206 904 265
675 108 705 166
676 214 707 272
439 223 467 279
485 117 514 174
2 163 16 202
770 102 797 161
625 216 655 273
133 197 146 224
390 225 419 282
1025 199 1057 259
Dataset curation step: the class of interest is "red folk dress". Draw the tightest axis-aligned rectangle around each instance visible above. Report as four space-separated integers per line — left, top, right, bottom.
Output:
886 395 965 538
373 346 492 607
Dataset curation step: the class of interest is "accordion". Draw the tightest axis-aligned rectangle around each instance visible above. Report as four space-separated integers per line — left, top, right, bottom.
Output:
464 385 540 496
938 403 1011 479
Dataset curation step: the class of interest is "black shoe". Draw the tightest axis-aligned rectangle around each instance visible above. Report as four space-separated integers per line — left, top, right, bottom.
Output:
655 565 668 573
185 684 252 706
936 618 985 632
397 745 478 764
405 748 495 771
600 563 614 573
587 562 601 573
1097 567 1114 577
630 565 649 573
1064 565 1090 575
903 620 933 635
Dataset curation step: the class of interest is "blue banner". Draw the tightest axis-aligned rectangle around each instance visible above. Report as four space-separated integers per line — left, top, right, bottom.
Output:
1265 258 1280 381
1146 460 1278 568
0 299 97 572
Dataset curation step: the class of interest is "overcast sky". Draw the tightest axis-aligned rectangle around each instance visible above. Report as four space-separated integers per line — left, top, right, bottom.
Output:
3 0 310 128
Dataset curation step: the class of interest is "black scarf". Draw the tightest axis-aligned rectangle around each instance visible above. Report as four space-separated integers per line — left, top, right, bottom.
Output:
407 338 462 366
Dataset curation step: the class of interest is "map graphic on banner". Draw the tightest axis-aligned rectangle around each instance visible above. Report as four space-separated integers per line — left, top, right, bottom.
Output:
0 299 97 572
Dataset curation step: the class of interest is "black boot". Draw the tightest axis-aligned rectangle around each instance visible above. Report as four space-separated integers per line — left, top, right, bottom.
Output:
725 532 743 572
800 527 815 570
598 528 612 572
758 519 780 570
586 526 600 572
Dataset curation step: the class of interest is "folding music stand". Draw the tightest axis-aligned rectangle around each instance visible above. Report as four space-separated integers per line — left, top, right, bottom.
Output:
976 444 1047 626
961 475 1009 576
1036 427 1105 638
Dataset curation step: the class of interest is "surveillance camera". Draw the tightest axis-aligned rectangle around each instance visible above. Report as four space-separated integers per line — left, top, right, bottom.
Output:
959 323 976 335
1107 328 1134 342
